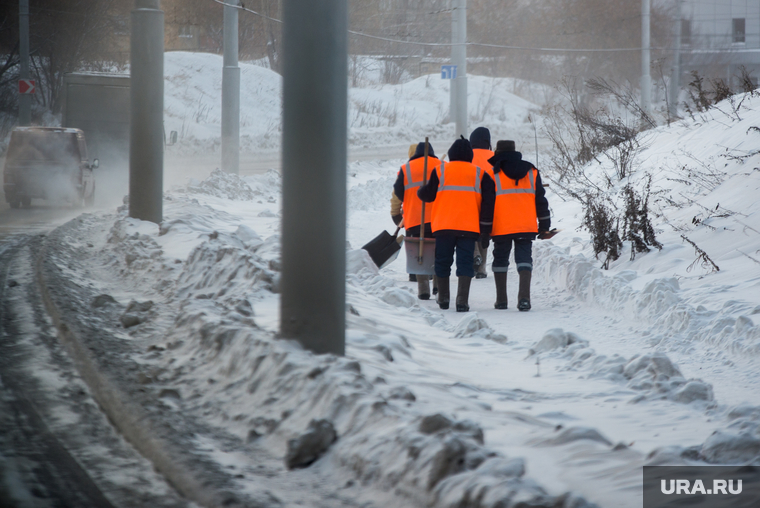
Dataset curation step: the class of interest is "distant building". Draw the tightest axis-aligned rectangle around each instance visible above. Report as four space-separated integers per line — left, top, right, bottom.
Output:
107 0 221 62
680 0 760 85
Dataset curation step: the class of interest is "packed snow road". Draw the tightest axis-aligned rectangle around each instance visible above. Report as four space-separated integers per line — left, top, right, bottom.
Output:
0 235 190 507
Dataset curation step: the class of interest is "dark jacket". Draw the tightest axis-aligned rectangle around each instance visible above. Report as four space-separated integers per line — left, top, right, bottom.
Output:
481 150 550 239
417 138 495 238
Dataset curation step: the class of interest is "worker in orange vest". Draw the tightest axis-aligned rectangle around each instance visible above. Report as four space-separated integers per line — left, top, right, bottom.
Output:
469 127 495 279
418 137 495 311
480 140 551 311
391 142 442 299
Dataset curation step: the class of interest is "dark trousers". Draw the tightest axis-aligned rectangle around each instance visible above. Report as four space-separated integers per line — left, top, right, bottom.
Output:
474 241 488 275
434 235 476 278
492 237 533 273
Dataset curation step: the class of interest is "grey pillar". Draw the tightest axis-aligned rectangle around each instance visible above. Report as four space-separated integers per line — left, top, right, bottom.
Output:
454 0 468 138
669 1 682 118
222 0 240 175
280 0 347 355
641 0 652 118
19 0 31 126
130 0 164 224
449 5 457 126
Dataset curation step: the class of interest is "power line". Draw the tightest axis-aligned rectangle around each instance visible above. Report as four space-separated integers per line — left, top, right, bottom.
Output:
208 0 756 55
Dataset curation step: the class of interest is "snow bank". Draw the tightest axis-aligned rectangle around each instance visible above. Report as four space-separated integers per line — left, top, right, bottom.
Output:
144 229 597 507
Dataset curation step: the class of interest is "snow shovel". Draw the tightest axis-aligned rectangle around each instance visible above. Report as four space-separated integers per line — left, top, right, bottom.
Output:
362 226 404 269
537 228 562 240
404 137 436 275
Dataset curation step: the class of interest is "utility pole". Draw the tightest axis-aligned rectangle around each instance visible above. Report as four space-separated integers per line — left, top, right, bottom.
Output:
129 0 164 224
19 0 31 126
222 0 240 175
449 0 468 137
449 3 457 127
280 0 347 356
669 0 682 118
641 0 652 119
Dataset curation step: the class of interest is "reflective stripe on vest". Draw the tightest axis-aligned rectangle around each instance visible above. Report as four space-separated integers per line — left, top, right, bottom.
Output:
439 162 482 193
404 162 422 189
431 161 483 234
492 167 539 236
495 167 535 195
402 158 439 230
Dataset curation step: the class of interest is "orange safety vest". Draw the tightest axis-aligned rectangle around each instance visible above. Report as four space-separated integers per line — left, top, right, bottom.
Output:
492 167 539 236
472 148 495 180
402 157 441 230
431 161 483 234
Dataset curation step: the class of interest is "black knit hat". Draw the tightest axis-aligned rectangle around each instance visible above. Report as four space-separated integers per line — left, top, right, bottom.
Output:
412 141 435 159
494 140 516 153
448 136 473 162
469 127 491 150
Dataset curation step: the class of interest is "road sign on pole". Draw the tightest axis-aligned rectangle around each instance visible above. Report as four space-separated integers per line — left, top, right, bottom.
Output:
18 79 35 94
441 65 457 79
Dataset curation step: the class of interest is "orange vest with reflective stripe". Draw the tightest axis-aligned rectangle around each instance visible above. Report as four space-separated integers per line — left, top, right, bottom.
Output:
431 161 483 234
492 167 539 235
472 148 495 180
402 157 441 230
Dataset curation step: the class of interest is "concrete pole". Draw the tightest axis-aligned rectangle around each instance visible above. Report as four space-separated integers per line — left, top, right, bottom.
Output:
449 4 457 126
222 0 240 174
280 0 347 356
454 0 468 138
669 0 682 118
19 0 31 126
130 0 164 224
641 0 652 119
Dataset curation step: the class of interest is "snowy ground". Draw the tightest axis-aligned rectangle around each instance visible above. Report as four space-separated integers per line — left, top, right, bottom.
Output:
7 52 760 506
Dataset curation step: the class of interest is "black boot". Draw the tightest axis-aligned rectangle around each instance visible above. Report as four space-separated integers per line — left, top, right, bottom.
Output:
409 273 417 282
417 275 430 300
437 277 450 310
432 275 438 295
517 270 532 311
456 276 472 312
494 272 508 309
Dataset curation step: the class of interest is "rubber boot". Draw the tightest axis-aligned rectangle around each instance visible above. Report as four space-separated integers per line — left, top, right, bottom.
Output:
417 275 430 300
517 270 532 311
437 277 450 310
455 276 472 312
494 272 508 309
432 275 438 296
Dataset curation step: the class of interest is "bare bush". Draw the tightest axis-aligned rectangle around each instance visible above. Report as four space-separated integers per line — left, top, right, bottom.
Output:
622 176 662 260
681 235 720 273
737 65 758 94
582 193 622 269
543 77 647 198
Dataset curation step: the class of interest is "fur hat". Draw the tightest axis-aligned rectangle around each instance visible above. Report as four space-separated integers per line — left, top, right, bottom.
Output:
494 140 516 153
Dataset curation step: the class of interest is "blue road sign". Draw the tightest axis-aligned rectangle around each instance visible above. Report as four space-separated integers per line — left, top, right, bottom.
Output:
441 65 457 79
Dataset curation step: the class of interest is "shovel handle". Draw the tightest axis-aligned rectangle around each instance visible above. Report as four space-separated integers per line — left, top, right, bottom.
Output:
418 137 430 262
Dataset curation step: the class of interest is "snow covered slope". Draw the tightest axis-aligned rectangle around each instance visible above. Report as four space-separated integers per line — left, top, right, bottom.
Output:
162 51 541 154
